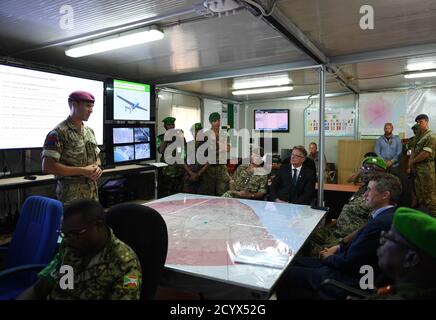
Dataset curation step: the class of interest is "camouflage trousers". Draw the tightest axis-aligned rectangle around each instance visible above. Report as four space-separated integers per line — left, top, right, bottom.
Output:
56 178 98 204
414 163 436 216
198 165 230 196
159 165 184 197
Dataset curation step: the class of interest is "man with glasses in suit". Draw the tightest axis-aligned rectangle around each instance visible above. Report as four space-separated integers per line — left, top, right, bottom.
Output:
270 145 316 205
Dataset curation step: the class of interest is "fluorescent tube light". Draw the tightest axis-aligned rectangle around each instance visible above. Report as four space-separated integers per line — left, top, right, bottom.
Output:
65 27 164 58
233 73 290 90
404 71 436 79
232 86 293 95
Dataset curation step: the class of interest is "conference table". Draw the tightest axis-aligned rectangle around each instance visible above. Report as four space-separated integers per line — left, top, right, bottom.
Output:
146 193 326 299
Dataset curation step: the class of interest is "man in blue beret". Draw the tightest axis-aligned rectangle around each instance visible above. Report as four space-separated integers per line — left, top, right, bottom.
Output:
41 91 102 204
409 114 436 215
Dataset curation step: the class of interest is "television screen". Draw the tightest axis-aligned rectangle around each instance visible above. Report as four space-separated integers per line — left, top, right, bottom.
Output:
134 127 150 142
113 128 134 144
0 64 104 149
254 109 289 132
135 143 150 160
113 79 151 121
114 145 135 163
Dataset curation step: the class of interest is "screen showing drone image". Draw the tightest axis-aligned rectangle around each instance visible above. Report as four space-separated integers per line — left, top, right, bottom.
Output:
113 128 134 144
134 127 150 142
113 79 150 121
135 143 150 160
114 145 135 163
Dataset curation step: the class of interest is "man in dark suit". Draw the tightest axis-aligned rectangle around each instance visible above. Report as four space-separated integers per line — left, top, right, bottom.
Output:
276 172 402 299
270 145 316 205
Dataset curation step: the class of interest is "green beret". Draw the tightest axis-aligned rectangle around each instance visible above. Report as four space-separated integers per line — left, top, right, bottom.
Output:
393 207 436 258
209 112 220 122
162 117 176 125
192 123 202 131
362 156 387 170
411 123 419 130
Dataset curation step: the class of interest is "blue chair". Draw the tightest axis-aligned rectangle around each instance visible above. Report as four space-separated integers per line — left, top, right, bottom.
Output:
0 195 63 300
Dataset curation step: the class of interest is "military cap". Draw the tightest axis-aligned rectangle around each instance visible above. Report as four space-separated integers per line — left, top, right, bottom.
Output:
362 156 387 170
69 90 95 102
393 207 436 258
191 123 203 131
209 112 220 122
162 117 176 125
415 114 429 122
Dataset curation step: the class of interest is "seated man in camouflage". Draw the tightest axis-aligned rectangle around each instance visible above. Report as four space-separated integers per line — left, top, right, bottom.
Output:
18 199 142 300
222 147 268 200
307 156 387 256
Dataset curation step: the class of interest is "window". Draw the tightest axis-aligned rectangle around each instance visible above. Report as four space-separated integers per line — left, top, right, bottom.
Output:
171 105 201 142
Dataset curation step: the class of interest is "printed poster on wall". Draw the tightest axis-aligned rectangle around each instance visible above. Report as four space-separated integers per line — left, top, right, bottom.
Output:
359 92 407 135
305 107 355 136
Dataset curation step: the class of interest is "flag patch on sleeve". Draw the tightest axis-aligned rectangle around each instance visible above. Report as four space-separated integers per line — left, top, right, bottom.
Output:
123 275 139 289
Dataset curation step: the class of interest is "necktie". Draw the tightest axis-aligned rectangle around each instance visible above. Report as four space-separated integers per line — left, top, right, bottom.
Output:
292 168 298 185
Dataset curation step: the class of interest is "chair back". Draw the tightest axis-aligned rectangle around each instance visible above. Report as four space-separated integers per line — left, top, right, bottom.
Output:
5 196 63 285
106 203 168 300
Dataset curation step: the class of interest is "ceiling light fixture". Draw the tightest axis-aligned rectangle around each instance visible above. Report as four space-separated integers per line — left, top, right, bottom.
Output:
233 73 291 90
65 26 164 58
232 86 293 95
404 70 436 79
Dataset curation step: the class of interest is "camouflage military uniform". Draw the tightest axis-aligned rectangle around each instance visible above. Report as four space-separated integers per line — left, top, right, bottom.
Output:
198 129 230 196
38 227 141 300
307 186 371 256
42 117 100 204
413 129 436 215
183 139 208 194
157 133 185 196
222 165 268 198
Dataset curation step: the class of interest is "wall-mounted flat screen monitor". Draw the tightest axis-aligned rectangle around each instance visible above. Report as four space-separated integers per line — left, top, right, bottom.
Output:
254 109 289 132
135 143 151 160
134 127 150 142
113 128 134 144
113 145 135 162
110 124 156 164
113 79 151 121
0 64 104 149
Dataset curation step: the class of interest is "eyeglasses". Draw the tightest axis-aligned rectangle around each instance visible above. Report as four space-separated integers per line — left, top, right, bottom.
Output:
57 226 89 239
291 153 304 159
360 165 383 172
379 230 416 251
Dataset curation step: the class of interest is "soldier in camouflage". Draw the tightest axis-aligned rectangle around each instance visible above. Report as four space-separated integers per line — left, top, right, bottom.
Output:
307 156 387 256
223 147 268 200
41 91 102 204
18 200 142 300
183 123 209 194
156 117 185 196
198 112 230 196
408 114 436 215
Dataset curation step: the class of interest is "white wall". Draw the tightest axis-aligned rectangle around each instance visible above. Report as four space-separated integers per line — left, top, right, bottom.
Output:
244 95 356 165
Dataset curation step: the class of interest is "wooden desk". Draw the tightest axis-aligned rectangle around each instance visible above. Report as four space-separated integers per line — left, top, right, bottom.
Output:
318 183 360 193
318 183 361 221
0 164 158 192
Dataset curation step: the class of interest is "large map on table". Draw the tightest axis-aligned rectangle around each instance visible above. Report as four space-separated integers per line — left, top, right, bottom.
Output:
147 194 325 268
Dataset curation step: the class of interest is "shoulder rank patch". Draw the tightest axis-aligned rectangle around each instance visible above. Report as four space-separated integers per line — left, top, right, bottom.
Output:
123 275 139 289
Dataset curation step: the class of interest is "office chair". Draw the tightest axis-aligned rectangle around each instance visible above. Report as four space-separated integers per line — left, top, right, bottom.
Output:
0 196 63 300
106 203 168 300
318 279 374 299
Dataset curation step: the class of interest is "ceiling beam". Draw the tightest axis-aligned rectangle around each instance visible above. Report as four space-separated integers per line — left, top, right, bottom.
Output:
152 60 319 85
330 43 436 65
